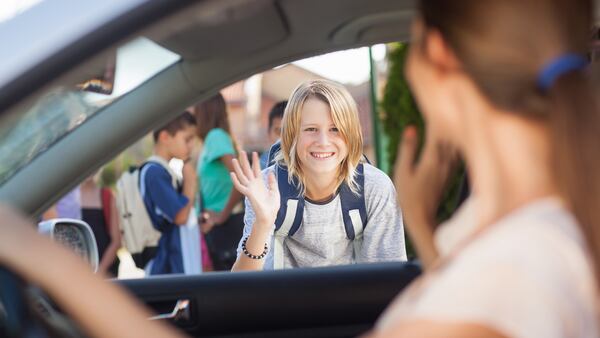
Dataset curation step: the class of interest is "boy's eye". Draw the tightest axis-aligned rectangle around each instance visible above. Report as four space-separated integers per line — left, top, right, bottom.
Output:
304 127 317 132
330 127 339 132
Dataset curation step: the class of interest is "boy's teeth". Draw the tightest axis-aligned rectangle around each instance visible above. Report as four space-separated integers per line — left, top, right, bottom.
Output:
312 152 333 158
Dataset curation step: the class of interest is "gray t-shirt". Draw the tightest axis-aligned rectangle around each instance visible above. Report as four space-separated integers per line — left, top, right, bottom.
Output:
237 163 407 269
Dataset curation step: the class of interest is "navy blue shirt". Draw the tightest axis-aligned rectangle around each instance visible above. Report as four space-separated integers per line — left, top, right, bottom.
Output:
259 151 269 170
140 162 188 275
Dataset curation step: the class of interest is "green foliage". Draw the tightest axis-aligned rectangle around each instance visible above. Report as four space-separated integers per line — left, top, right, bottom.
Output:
381 43 425 171
380 43 466 259
98 135 153 188
99 162 117 188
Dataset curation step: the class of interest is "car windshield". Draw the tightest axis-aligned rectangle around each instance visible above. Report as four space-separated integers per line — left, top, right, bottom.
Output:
0 37 180 185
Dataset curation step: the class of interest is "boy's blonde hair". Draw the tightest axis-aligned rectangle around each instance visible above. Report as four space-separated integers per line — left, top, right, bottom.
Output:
275 79 364 195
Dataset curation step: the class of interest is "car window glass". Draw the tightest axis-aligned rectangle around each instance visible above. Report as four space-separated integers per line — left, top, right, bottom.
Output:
105 45 416 279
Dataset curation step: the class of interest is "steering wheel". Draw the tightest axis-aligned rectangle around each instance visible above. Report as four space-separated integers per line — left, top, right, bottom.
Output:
0 266 32 338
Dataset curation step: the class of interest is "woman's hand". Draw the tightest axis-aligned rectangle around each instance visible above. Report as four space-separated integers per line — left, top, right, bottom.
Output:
209 210 228 225
199 211 214 233
393 126 458 268
230 151 280 229
199 210 224 233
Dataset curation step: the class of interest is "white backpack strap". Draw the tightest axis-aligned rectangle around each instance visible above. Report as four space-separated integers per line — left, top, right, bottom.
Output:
349 209 364 261
146 155 180 188
273 199 299 269
349 209 364 239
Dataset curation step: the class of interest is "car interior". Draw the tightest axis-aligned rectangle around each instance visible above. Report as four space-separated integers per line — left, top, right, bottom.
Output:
0 1 420 337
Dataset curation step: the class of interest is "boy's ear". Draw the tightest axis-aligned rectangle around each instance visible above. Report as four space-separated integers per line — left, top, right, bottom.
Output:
157 129 172 143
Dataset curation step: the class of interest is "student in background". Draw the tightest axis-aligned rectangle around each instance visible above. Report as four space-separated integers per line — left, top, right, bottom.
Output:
81 171 121 277
42 186 82 220
260 100 286 169
142 112 198 275
194 93 244 271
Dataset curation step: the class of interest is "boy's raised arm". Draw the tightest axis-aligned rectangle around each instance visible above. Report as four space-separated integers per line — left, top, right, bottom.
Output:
174 162 197 225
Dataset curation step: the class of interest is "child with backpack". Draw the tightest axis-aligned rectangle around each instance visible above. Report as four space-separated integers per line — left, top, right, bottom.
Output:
231 79 407 271
141 111 199 275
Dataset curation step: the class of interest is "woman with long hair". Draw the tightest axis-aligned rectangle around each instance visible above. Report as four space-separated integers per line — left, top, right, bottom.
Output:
194 93 245 270
370 0 600 337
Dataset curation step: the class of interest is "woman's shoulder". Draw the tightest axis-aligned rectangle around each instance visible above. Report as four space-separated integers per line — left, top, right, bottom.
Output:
206 128 231 141
473 199 585 259
442 199 596 307
381 200 597 338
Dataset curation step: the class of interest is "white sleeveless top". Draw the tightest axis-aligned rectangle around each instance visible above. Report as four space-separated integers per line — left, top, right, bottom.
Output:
376 197 599 338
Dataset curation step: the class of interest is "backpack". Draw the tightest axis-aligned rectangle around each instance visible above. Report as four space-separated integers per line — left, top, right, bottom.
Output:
266 141 368 269
115 158 177 267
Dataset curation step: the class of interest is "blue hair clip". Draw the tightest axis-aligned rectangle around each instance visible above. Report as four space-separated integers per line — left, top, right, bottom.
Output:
538 53 587 91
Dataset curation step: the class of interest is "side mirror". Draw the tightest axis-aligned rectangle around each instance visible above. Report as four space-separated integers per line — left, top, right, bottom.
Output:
38 219 99 273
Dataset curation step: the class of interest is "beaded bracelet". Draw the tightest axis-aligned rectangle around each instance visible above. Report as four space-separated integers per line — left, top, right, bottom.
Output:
241 236 268 260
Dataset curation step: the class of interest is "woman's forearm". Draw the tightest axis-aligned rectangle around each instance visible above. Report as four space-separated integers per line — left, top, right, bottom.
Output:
220 153 244 219
10 233 186 338
221 186 243 219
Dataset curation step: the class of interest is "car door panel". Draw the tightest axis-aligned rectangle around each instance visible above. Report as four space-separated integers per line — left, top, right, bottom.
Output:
117 262 421 337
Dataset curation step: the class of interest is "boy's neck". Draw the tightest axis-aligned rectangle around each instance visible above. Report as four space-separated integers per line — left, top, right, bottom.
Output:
153 146 172 162
304 173 339 201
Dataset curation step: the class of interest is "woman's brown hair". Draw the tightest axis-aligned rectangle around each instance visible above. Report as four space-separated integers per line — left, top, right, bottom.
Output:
193 93 232 141
419 0 600 281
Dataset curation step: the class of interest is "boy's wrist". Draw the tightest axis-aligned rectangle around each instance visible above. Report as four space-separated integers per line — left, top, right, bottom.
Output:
251 220 273 238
